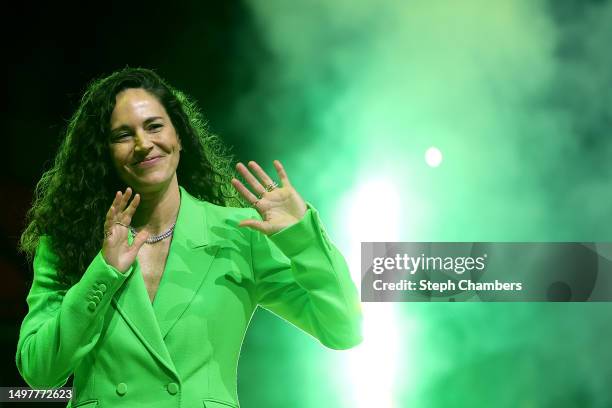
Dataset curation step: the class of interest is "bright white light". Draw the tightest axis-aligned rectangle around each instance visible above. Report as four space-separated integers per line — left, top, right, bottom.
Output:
425 146 442 167
346 177 401 243
334 177 405 408
341 177 402 289
343 303 405 408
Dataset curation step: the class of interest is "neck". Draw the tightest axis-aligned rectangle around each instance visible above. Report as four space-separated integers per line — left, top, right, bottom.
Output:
131 176 181 235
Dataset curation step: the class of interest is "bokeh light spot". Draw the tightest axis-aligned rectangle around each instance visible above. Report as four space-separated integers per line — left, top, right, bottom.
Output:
425 146 443 167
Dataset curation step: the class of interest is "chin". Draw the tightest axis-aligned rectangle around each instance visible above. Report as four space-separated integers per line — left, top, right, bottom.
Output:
129 175 174 192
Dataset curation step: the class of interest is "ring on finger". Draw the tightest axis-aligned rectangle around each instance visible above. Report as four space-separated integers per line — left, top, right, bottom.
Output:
114 221 130 228
265 181 278 192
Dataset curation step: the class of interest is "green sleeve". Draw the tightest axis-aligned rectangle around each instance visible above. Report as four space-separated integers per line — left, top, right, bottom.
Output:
16 236 134 388
250 204 363 350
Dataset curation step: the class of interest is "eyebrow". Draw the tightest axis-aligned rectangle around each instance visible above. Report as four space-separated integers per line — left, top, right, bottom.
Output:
110 116 164 133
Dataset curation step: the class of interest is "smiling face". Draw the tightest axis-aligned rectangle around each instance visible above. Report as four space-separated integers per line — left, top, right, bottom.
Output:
109 88 181 193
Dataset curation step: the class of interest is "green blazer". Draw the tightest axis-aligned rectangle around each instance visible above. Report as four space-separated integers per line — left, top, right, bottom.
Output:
16 186 362 407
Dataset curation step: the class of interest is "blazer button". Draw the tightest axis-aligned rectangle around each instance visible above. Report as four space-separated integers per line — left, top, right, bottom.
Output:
91 295 101 303
98 283 107 293
167 382 179 395
87 301 97 311
116 382 128 396
94 290 103 298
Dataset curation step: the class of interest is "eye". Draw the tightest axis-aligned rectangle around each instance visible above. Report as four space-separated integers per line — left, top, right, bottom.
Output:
110 130 132 143
148 123 163 132
111 132 131 142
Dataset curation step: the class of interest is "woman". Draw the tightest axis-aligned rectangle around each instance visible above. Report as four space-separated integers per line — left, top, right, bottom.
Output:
17 68 362 407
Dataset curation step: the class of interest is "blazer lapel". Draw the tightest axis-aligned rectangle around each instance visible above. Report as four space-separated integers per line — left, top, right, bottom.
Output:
112 260 177 376
153 186 221 339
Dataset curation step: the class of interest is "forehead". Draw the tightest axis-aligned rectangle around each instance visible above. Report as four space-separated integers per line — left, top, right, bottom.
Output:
110 88 167 125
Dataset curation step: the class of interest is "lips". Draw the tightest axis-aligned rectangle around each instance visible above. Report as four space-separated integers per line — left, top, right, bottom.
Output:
133 156 163 167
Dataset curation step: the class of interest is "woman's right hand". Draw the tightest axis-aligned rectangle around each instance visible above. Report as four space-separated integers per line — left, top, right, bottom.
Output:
102 187 149 273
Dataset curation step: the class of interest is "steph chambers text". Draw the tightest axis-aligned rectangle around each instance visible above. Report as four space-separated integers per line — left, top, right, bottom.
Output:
373 279 523 293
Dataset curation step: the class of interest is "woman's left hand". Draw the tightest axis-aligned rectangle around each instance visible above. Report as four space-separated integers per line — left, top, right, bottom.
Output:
232 160 307 235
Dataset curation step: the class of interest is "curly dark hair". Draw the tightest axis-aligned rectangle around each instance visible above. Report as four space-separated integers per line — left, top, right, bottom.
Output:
20 67 242 286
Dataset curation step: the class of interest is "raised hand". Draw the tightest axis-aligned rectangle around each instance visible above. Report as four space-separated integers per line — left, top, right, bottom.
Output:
102 187 149 273
232 160 307 235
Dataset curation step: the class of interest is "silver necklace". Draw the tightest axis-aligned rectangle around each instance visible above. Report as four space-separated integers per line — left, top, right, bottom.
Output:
129 222 176 244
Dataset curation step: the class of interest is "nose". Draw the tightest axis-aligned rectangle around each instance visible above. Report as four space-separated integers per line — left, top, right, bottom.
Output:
133 129 154 153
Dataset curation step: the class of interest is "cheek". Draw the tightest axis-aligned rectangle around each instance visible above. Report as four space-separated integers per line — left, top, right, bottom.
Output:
171 149 181 168
109 146 129 169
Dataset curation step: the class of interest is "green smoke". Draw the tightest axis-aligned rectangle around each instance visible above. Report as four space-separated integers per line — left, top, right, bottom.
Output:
233 1 612 407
